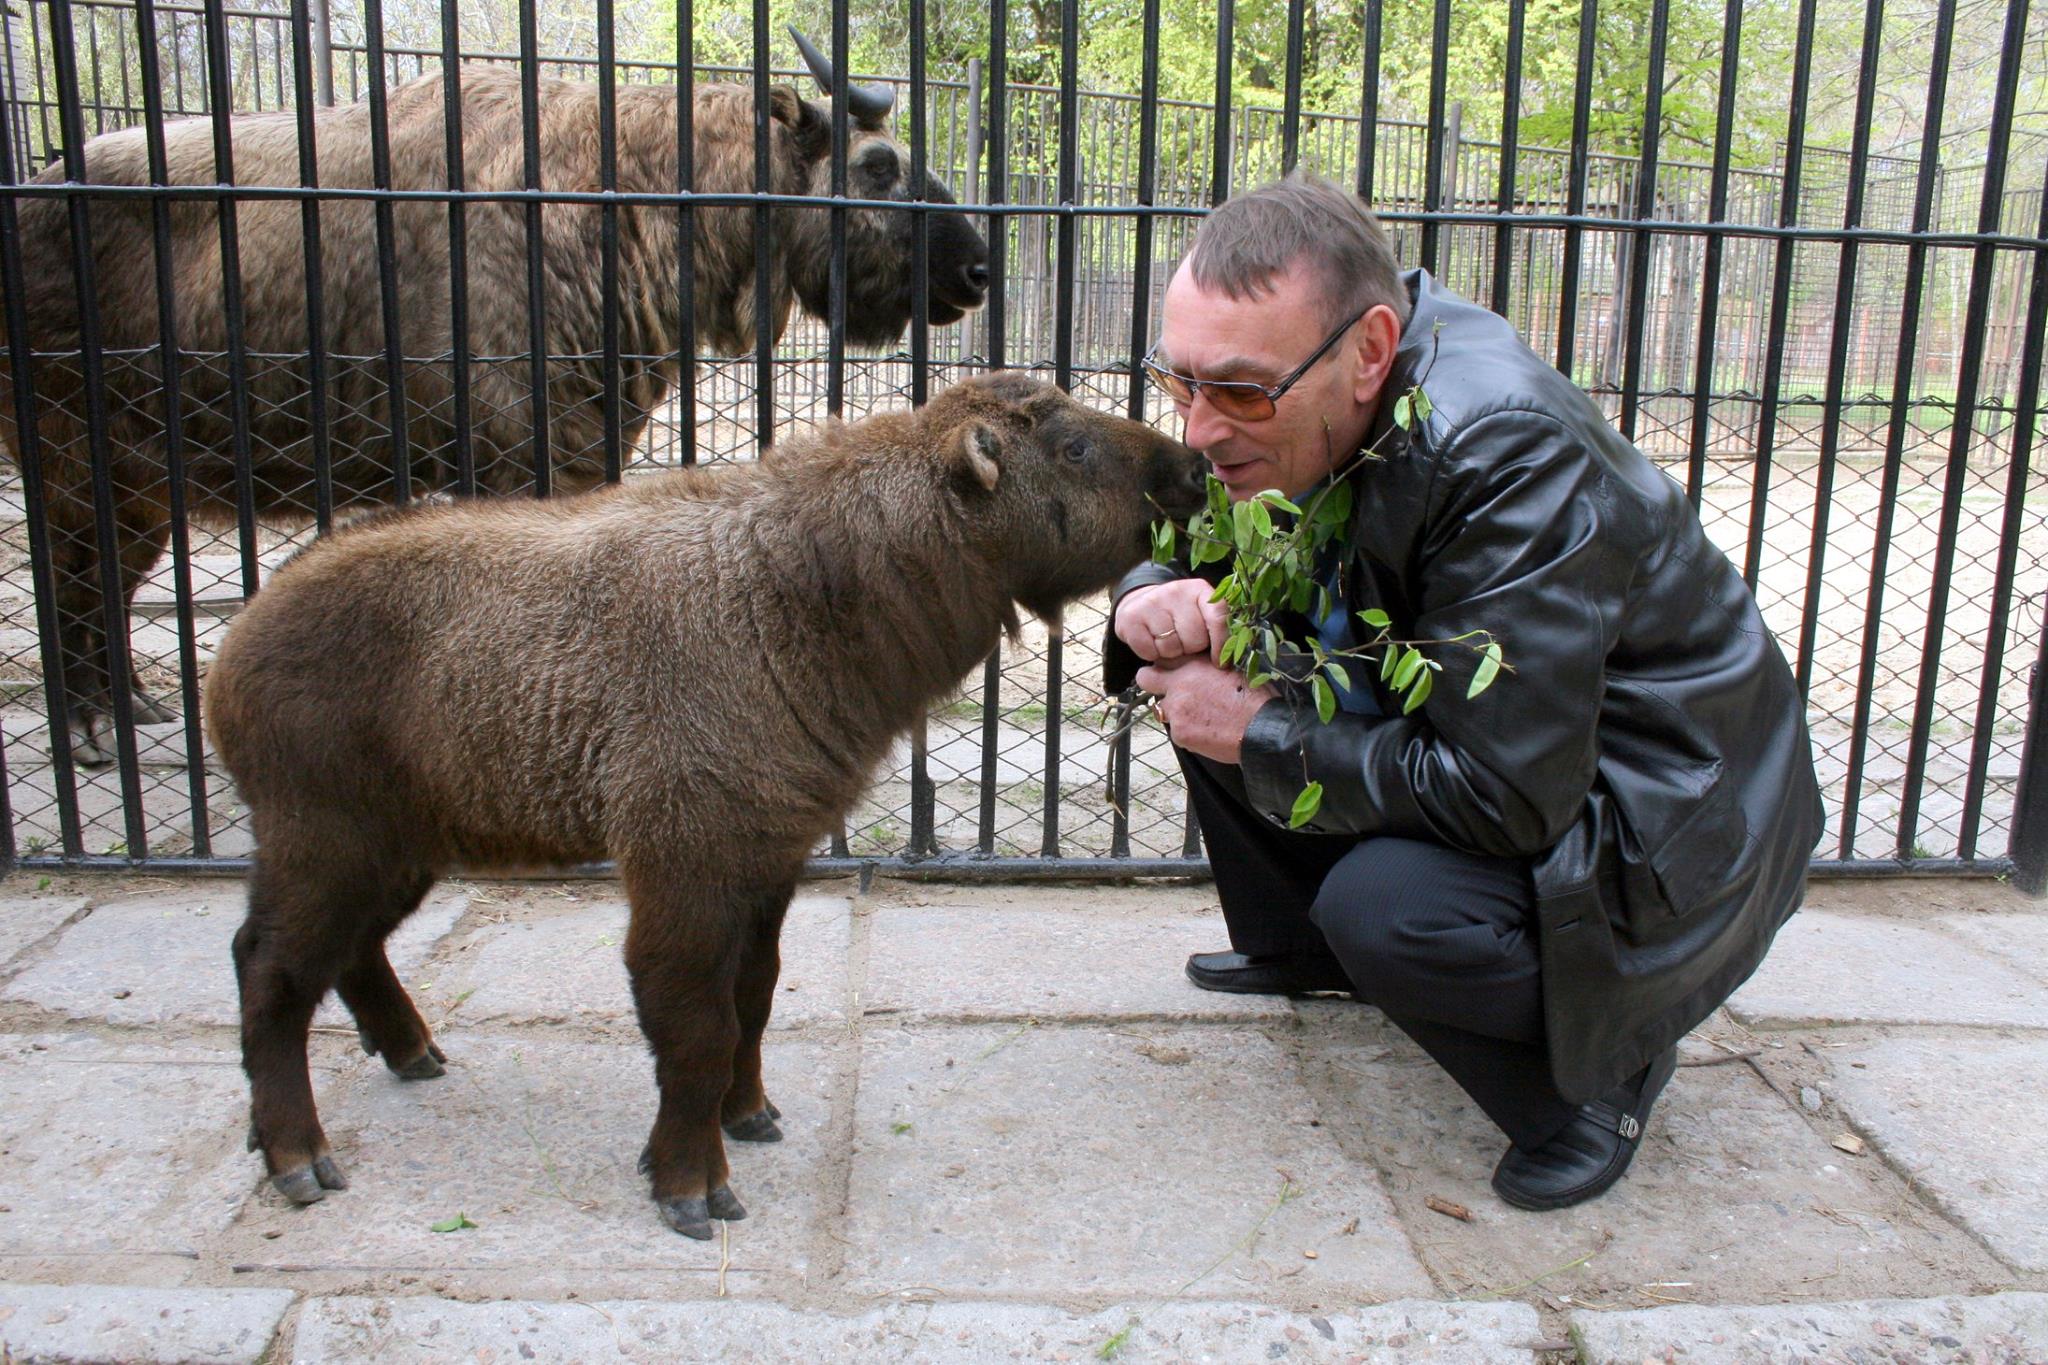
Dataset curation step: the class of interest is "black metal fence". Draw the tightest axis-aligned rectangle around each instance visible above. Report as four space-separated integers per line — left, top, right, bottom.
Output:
0 0 2043 888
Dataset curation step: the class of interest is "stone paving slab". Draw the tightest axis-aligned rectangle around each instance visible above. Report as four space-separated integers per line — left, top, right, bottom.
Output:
291 1294 1543 1364
844 1022 1432 1303
0 895 87 969
0 1035 259 1258
1571 1291 2048 1364
1727 910 2048 1030
1936 911 2048 988
1286 1004 2013 1307
1829 1036 2048 1273
0 1281 296 1365
1 887 468 1030
222 1035 846 1299
438 892 850 1031
863 901 1295 1022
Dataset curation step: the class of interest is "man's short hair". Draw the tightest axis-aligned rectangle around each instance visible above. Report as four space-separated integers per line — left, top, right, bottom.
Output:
1186 169 1409 331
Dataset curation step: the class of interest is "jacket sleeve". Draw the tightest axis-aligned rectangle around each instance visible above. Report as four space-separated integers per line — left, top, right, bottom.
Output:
1101 559 1189 696
1237 411 1631 856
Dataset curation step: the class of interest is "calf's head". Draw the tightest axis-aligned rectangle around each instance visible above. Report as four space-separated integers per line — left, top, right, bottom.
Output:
785 31 990 347
931 373 1207 621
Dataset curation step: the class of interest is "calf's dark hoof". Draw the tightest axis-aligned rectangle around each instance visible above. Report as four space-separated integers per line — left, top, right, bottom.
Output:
658 1195 714 1240
272 1154 349 1204
706 1185 747 1221
391 1043 448 1080
723 1110 783 1143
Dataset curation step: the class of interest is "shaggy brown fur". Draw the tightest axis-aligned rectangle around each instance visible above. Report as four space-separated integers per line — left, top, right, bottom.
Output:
0 65 988 764
205 373 1203 1238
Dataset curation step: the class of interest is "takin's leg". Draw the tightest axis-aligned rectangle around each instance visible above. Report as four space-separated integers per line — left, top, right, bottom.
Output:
234 842 426 1204
333 872 446 1081
110 493 174 725
721 882 794 1144
621 859 746 1240
42 478 115 767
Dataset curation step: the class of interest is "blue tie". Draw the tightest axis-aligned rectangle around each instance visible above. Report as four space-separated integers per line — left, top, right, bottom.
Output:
1306 543 1381 717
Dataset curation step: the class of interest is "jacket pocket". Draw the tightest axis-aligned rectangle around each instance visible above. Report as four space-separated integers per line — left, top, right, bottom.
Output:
1643 778 1752 918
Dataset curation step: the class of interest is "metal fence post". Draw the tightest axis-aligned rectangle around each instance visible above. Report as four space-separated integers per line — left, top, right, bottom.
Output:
2013 645 2048 896
311 0 333 105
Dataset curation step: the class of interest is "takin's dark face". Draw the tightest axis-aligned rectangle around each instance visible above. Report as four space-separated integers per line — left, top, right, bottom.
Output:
938 373 1208 622
788 129 991 347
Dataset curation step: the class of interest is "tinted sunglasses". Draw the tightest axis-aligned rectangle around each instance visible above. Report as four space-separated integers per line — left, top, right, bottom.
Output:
1142 306 1368 422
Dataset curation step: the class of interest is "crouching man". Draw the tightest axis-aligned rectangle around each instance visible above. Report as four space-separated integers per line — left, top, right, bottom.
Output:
1110 171 1824 1211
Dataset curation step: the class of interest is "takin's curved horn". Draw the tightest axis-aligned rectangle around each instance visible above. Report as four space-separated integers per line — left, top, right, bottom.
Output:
788 28 896 124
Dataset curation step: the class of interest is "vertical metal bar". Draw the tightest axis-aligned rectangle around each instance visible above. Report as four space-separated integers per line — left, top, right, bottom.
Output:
824 2 847 419
1279 0 1303 175
597 0 620 484
1555 0 1596 379
48 0 146 856
517 0 549 494
136 0 210 853
1419 0 1449 271
1897 0 2030 861
908 0 936 860
1838 0 1954 860
1962 155 2048 860
1355 0 1380 201
2015 630 2048 894
1109 0 1162 862
1041 0 1078 859
1684 0 1743 513
1210 0 1232 205
0 85 86 858
1744 0 1816 594
1489 0 1525 316
439 0 472 496
310 0 332 106
672 0 696 466
974 0 1009 859
1615 0 1667 441
362 0 411 505
1794 0 1884 703
197 0 257 603
749 0 771 452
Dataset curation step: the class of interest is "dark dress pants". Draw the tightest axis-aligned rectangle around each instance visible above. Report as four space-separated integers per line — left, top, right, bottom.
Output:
1181 748 1580 1150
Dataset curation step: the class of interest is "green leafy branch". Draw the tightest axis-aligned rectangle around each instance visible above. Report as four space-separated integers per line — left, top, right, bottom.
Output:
1130 375 1511 829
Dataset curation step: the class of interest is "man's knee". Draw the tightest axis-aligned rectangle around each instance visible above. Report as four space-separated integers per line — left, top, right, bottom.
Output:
1308 836 1536 986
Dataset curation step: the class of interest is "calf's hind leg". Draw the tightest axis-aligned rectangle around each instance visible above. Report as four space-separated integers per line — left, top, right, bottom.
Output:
622 861 746 1240
235 844 427 1203
333 873 447 1080
721 883 794 1144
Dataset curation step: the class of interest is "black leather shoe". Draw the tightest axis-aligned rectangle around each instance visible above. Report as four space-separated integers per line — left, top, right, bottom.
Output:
1185 949 1353 997
1491 1044 1679 1211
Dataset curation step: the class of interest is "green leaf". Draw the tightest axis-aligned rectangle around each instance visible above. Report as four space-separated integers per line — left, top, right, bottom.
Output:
1257 489 1303 515
1392 647 1425 691
1232 499 1259 551
1248 497 1275 539
1380 642 1400 680
1316 585 1334 621
1191 534 1229 567
1410 387 1433 423
1252 562 1285 606
1324 661 1352 694
1392 393 1412 430
1288 782 1325 829
1402 668 1434 714
1318 480 1353 527
1207 475 1231 519
1212 573 1241 605
1291 575 1313 613
1313 675 1337 725
429 1213 477 1233
1360 607 1391 630
1468 642 1503 698
1150 520 1175 564
1245 670 1275 689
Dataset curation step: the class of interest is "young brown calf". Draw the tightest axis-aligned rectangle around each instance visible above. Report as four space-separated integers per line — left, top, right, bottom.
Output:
206 373 1205 1238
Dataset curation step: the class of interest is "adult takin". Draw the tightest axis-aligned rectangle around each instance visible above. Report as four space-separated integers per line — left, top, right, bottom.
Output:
206 373 1205 1239
1 40 988 765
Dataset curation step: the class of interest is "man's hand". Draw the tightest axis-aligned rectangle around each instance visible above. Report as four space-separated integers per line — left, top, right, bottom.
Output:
1114 579 1230 664
1135 657 1275 765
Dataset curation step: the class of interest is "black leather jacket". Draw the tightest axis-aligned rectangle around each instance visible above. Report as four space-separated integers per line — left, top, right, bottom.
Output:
1107 270 1824 1101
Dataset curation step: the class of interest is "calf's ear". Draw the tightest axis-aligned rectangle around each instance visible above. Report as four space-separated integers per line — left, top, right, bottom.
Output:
954 421 1003 493
767 86 830 155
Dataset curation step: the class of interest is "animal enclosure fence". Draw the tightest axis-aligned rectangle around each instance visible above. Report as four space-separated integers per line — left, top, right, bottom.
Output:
0 0 2044 888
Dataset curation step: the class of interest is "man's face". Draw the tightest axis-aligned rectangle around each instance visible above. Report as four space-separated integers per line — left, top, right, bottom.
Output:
1155 258 1395 501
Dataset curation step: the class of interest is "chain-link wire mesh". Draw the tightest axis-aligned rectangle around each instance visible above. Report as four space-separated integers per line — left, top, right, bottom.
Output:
0 0 2042 872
